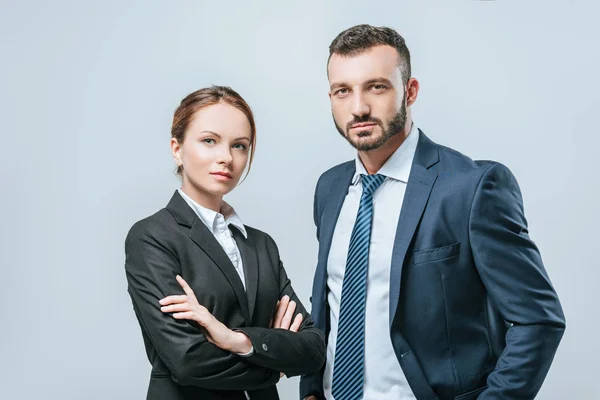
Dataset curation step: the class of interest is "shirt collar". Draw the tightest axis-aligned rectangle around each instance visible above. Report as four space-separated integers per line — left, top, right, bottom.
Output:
352 122 420 185
177 189 248 238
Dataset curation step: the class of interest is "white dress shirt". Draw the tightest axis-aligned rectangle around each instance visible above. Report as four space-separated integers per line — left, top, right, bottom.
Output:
323 124 420 400
178 189 248 288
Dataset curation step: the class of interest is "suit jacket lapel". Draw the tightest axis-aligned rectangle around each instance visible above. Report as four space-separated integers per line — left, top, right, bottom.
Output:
231 227 259 322
319 162 356 263
312 162 355 330
166 191 251 322
389 131 440 326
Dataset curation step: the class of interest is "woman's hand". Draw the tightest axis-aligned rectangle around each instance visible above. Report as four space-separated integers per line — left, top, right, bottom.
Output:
159 275 252 354
271 295 303 331
271 295 304 377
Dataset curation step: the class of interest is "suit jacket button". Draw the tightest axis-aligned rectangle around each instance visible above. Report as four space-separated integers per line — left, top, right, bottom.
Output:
262 343 268 351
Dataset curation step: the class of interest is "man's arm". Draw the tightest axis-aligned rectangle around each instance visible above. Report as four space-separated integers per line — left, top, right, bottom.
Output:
469 163 566 399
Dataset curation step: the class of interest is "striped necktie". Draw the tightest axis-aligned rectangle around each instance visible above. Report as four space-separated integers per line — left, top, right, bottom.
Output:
332 173 386 400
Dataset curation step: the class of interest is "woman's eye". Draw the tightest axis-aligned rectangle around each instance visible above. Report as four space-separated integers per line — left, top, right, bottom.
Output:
202 138 215 144
233 143 247 150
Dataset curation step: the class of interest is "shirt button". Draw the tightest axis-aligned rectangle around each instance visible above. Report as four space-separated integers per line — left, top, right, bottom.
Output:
262 343 268 351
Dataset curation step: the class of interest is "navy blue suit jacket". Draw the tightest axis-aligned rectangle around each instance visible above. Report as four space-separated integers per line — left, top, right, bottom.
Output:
300 131 565 400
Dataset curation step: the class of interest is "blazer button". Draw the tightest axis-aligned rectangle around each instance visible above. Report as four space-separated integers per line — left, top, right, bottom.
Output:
262 343 268 351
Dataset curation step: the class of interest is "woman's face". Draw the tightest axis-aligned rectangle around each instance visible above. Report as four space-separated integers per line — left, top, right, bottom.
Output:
171 102 252 205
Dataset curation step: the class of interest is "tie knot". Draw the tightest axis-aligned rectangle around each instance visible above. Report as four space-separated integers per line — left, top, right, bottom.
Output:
360 173 386 196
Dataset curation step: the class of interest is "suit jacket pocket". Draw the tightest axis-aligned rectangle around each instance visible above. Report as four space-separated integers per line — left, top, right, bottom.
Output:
412 242 460 265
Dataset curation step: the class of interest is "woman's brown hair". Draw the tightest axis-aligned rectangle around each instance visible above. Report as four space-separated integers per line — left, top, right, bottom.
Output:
171 85 256 178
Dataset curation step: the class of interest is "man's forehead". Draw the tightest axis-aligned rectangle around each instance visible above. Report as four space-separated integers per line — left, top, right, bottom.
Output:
328 46 401 86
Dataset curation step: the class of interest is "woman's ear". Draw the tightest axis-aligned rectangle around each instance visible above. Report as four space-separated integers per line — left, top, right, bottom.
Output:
170 137 182 166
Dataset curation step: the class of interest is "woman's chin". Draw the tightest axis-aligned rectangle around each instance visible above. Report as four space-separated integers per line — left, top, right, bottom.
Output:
208 182 236 197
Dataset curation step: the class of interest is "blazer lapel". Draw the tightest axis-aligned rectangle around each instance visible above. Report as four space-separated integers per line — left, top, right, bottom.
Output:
318 162 356 264
166 191 251 322
312 162 355 330
317 163 355 279
389 131 440 326
231 227 259 322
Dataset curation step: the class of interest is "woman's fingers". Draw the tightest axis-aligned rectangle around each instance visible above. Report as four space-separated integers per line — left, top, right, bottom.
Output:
159 276 197 307
160 303 191 313
172 311 195 320
269 300 280 328
280 300 296 329
176 275 198 300
159 295 187 306
290 313 303 332
170 307 211 326
273 295 290 329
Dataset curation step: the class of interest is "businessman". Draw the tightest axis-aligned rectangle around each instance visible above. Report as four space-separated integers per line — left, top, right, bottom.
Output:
300 24 565 400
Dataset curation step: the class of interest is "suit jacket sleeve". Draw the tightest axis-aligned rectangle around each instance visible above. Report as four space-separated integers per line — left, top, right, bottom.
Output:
300 174 327 400
125 222 279 390
236 235 326 377
469 163 566 399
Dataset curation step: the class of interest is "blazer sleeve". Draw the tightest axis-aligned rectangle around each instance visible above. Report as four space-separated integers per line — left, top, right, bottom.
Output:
125 221 279 390
300 174 327 400
236 235 326 377
469 163 566 399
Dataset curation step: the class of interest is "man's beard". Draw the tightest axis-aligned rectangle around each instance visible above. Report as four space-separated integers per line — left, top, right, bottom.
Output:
334 102 407 151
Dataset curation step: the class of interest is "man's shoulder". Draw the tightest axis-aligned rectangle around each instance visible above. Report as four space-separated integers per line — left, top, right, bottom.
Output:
434 140 505 176
316 160 354 189
429 142 521 202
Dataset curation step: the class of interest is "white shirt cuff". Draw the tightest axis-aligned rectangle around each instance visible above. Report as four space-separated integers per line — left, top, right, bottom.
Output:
236 346 254 357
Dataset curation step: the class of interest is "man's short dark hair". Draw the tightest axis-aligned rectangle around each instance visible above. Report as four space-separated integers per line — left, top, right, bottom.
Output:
328 24 411 84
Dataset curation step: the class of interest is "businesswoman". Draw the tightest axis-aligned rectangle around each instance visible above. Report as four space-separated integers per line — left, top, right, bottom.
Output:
125 86 325 400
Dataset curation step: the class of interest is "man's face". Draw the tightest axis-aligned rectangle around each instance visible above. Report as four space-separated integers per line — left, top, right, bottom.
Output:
328 45 407 151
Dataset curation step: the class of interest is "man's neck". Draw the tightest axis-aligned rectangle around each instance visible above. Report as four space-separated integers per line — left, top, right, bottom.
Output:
358 121 413 174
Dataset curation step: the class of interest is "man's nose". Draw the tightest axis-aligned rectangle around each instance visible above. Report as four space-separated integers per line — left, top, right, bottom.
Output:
351 93 370 118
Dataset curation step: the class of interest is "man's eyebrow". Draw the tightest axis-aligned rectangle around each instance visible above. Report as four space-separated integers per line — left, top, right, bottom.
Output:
330 77 394 90
363 78 393 86
330 82 347 90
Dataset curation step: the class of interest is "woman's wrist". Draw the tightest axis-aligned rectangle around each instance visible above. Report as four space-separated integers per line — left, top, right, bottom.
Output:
228 331 252 354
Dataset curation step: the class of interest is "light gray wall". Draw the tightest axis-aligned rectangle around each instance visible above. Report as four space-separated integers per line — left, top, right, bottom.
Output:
1 1 597 398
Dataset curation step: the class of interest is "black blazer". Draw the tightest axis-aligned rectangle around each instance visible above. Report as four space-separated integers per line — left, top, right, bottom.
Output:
125 191 325 400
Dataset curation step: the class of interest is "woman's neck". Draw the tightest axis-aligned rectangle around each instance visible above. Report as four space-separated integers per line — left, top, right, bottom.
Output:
180 183 222 213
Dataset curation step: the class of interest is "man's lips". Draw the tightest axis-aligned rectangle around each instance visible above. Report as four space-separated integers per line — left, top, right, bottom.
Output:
350 122 378 130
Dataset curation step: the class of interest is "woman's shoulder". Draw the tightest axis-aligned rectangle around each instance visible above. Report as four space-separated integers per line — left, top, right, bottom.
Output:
243 225 279 249
125 207 178 245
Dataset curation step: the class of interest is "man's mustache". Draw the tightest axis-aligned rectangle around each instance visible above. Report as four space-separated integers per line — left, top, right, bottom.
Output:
346 116 383 132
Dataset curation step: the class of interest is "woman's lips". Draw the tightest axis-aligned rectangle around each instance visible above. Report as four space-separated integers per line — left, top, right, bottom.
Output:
210 172 232 180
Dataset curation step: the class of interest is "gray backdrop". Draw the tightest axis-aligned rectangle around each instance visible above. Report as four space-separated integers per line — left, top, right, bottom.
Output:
1 0 598 399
